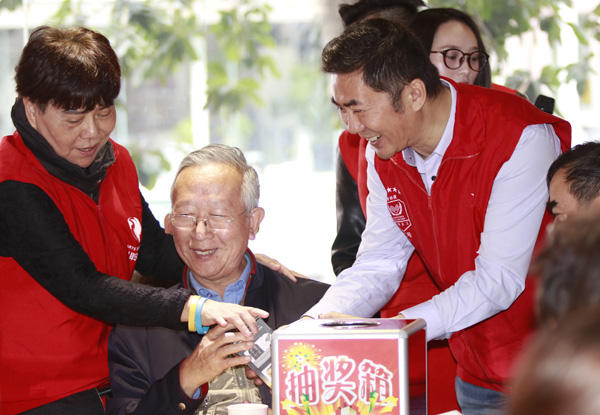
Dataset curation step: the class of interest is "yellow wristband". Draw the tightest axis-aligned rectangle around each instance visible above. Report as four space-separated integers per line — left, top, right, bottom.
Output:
188 295 200 332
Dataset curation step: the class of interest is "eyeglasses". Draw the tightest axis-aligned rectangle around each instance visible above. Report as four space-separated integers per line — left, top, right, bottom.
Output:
430 48 489 72
170 211 247 231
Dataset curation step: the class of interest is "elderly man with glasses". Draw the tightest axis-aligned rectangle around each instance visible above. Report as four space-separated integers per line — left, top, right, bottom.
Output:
106 144 329 415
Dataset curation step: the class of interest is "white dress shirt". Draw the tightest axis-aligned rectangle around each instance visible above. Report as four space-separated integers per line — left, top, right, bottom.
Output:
307 82 561 341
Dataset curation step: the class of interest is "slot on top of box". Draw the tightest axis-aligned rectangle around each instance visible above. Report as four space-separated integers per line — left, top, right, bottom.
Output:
320 320 381 328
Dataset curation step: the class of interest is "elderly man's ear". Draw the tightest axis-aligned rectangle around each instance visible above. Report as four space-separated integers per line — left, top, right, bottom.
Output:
248 207 265 240
164 213 173 235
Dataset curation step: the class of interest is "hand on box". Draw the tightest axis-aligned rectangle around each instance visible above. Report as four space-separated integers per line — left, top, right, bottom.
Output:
317 311 359 319
201 300 269 337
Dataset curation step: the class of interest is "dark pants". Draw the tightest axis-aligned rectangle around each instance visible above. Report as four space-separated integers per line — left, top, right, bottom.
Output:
21 388 107 415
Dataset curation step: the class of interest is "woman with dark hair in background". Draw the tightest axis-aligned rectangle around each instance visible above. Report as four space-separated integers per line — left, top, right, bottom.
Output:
409 7 493 88
409 7 524 96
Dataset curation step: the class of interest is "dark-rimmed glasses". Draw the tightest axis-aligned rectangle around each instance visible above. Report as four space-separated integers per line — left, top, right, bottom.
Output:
430 48 489 72
171 211 247 231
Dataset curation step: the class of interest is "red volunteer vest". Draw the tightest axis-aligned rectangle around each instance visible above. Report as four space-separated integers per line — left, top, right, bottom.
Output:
339 131 459 413
491 83 518 95
374 80 571 392
0 133 142 414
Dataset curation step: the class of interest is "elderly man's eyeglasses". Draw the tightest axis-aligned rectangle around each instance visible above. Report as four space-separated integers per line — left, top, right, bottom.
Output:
430 48 489 72
171 211 246 231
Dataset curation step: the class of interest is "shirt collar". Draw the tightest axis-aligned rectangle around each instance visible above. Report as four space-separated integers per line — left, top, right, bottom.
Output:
402 79 457 166
188 253 252 304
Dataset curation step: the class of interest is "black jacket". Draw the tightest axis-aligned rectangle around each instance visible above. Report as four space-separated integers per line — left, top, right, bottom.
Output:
331 153 366 276
107 258 330 415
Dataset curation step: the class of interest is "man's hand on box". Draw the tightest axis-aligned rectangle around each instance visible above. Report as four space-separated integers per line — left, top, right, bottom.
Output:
317 311 359 319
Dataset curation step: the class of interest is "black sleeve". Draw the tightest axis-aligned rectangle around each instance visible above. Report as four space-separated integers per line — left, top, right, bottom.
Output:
108 342 202 415
331 152 366 276
130 363 202 415
107 325 205 415
0 180 189 329
135 193 185 284
253 267 331 328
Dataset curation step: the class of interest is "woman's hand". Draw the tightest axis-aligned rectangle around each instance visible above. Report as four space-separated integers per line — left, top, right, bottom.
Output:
180 324 254 397
201 300 269 337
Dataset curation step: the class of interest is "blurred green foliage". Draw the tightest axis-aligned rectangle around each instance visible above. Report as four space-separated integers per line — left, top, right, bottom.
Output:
41 0 278 188
4 0 599 182
206 1 279 113
0 0 21 11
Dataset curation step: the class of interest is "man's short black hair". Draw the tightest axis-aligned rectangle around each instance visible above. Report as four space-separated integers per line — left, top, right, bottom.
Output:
322 18 442 110
547 141 600 205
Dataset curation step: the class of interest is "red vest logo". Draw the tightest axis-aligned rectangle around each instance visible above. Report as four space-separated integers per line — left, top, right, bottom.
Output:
386 187 412 233
128 217 142 243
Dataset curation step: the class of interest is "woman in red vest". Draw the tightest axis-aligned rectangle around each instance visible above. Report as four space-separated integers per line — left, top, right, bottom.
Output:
0 26 284 414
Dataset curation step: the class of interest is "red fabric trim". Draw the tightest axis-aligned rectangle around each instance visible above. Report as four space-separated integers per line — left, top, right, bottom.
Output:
491 83 518 95
338 130 369 215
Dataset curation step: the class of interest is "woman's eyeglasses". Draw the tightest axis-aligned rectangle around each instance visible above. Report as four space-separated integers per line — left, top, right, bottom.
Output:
430 48 489 72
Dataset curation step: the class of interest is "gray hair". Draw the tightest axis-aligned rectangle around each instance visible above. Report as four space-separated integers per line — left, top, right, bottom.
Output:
171 144 260 211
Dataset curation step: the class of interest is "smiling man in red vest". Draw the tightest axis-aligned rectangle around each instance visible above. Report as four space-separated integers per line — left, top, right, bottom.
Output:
305 19 571 415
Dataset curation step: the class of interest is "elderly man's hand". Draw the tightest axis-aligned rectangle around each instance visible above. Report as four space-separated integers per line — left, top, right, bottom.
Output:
201 300 269 337
180 325 254 397
254 253 308 282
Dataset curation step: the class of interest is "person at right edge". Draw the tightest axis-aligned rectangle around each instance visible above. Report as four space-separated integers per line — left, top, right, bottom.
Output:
308 19 571 415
